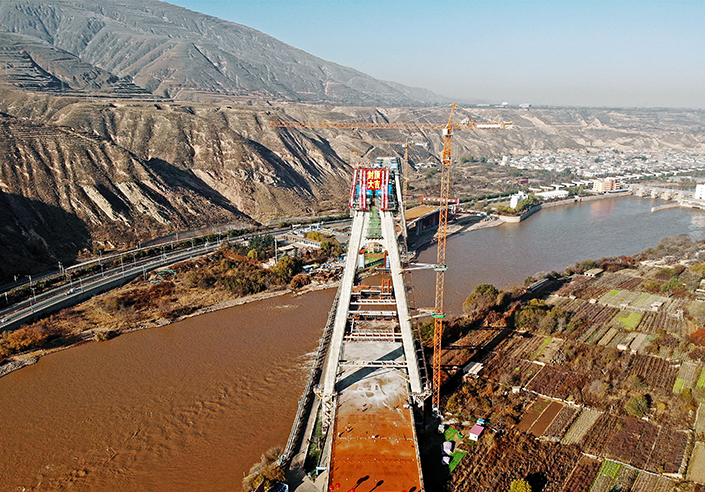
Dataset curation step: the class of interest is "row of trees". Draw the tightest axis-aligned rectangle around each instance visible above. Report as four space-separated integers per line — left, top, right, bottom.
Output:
0 325 49 361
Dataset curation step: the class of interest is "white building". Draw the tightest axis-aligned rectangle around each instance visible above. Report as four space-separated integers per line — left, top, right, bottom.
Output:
536 189 569 200
509 191 529 209
695 184 705 200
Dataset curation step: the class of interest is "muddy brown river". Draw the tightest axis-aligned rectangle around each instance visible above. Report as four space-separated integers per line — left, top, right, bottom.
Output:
3 196 705 491
0 290 334 491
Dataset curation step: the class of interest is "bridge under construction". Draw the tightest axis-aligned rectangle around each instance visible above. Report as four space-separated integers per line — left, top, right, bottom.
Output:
283 157 429 491
274 109 512 491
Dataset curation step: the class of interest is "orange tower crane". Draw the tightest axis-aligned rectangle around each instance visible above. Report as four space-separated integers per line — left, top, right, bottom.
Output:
270 107 513 409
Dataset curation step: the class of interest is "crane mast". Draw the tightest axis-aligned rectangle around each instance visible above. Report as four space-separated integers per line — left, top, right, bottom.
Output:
432 105 455 410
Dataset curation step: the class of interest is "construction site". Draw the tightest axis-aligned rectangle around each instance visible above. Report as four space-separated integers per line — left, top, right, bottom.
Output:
271 107 513 491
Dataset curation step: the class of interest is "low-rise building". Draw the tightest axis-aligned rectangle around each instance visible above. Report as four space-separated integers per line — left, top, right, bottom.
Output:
509 191 529 209
695 184 705 200
469 424 485 441
536 189 569 200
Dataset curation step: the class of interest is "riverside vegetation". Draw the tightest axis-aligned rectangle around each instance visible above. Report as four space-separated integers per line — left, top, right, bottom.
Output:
0 233 343 367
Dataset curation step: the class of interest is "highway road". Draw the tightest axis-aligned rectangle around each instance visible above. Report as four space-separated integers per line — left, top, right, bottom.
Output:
0 240 227 332
0 220 352 332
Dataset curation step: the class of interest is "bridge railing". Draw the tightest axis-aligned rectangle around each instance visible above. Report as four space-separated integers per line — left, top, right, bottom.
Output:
281 285 342 468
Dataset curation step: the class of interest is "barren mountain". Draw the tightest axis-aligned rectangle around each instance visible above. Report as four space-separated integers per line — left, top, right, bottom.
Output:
1 1 705 282
2 80 705 282
0 31 153 97
0 0 444 106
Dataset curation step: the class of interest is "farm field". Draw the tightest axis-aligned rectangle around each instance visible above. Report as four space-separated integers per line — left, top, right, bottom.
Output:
561 407 602 446
449 429 581 492
479 352 541 387
561 456 600 492
688 442 705 484
611 310 644 331
696 404 705 434
673 361 703 394
629 355 679 391
446 248 705 492
516 398 551 434
453 328 503 350
541 404 579 442
588 460 640 492
598 289 667 312
535 337 564 364
631 420 660 470
597 326 620 345
526 365 590 402
604 417 659 466
697 367 705 391
631 471 675 492
501 334 559 362
647 427 689 475
527 400 564 437
582 413 622 456
548 284 690 338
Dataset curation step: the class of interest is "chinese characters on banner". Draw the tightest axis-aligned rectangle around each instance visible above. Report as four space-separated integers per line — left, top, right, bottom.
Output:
349 167 390 210
365 169 383 190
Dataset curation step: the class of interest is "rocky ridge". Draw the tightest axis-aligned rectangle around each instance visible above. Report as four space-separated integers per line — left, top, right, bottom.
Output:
0 0 445 106
2 84 705 282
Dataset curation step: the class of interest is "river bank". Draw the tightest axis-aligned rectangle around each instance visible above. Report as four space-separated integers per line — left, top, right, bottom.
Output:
498 191 633 222
411 192 635 253
0 272 339 379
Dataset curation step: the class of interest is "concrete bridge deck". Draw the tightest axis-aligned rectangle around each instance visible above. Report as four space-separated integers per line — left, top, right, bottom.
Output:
284 162 428 492
329 339 423 492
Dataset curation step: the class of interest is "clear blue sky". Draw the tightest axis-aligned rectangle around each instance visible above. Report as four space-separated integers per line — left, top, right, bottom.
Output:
167 0 704 108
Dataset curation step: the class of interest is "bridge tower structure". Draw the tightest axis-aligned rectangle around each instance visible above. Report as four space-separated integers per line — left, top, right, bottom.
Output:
315 156 429 491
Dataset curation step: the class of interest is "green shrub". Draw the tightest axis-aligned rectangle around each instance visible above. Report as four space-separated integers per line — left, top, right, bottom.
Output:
625 394 649 418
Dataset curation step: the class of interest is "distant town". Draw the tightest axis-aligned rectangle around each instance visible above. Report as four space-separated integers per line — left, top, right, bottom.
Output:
505 149 705 180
